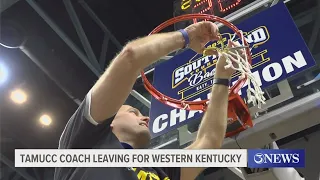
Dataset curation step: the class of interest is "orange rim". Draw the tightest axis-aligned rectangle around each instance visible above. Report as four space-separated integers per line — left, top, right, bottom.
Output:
141 14 252 111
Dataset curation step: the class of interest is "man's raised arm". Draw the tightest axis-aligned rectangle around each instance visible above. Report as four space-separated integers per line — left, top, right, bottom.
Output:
187 41 241 150
90 32 185 122
90 22 219 123
181 41 241 180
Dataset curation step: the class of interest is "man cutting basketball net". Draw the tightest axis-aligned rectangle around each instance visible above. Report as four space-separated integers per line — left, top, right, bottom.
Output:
54 20 264 180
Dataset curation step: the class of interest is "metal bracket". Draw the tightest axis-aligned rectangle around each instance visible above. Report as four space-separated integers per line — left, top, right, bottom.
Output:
153 138 178 149
130 89 151 108
177 125 197 146
297 73 320 89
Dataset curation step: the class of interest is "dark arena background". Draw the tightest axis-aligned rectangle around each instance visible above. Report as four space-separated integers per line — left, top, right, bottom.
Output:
1 0 320 179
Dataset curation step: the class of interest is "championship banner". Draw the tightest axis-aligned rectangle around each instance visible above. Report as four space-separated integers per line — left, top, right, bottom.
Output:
149 2 316 138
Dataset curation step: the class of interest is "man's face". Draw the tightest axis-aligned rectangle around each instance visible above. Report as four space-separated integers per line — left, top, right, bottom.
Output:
111 105 151 147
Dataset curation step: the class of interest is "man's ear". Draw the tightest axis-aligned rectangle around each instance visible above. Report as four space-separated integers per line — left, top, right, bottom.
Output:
110 123 114 129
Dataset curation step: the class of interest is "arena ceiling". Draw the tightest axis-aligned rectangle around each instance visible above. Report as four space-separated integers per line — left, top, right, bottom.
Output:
0 0 172 178
1 0 173 146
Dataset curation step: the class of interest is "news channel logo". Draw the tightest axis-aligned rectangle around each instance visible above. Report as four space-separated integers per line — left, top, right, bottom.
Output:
248 149 305 168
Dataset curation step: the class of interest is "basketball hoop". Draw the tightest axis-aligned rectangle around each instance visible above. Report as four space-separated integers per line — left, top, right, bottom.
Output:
141 14 265 137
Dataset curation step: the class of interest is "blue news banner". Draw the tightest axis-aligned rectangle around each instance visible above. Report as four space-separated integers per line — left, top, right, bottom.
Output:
247 149 305 168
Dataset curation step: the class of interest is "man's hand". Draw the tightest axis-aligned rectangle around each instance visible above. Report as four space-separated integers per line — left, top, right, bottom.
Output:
185 21 220 54
185 21 241 79
215 40 243 79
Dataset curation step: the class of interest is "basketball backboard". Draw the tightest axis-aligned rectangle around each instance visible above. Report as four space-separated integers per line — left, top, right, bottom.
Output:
145 0 320 151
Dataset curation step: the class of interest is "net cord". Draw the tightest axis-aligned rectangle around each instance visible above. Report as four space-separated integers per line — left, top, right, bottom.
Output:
213 31 266 108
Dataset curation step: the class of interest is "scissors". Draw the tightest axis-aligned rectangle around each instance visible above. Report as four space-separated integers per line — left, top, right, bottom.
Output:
225 46 249 51
203 45 249 56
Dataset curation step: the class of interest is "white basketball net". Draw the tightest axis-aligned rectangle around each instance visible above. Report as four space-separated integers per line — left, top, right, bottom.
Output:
219 31 266 108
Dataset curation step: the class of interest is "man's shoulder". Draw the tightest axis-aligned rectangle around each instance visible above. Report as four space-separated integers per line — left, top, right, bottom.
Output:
58 93 116 149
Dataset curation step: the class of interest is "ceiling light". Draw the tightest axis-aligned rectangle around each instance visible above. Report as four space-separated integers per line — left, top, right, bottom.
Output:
10 89 27 104
0 63 8 84
39 114 52 126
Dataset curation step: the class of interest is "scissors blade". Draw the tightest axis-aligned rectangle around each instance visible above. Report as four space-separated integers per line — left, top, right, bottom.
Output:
227 46 249 51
